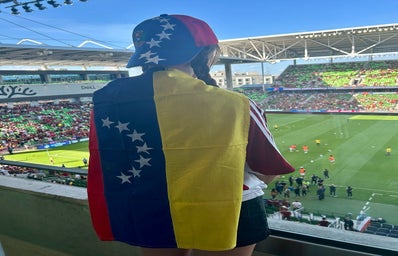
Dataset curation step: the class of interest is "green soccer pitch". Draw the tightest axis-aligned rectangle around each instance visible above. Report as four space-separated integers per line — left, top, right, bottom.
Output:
266 113 398 224
4 113 398 224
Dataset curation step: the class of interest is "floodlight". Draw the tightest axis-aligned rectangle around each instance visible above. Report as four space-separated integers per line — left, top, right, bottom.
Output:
11 6 20 15
34 1 47 10
22 4 33 12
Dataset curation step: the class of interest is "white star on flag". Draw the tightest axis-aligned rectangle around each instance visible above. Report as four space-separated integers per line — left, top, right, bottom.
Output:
135 155 151 168
101 117 114 128
128 130 145 142
161 23 176 30
158 17 170 23
146 38 161 48
157 31 172 40
117 172 132 184
145 55 165 64
139 50 155 59
136 143 153 154
115 121 130 133
128 167 142 178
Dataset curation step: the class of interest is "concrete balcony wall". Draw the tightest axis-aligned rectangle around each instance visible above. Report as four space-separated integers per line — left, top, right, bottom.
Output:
0 176 138 256
0 176 397 256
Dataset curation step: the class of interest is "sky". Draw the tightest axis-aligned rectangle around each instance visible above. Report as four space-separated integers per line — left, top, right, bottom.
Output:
1 0 398 74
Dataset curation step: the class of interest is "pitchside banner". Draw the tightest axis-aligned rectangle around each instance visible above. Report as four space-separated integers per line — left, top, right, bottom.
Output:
0 83 106 100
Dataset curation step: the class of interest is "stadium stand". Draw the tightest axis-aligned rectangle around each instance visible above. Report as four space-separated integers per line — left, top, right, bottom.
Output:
253 92 398 112
275 60 398 88
258 92 365 112
0 101 90 152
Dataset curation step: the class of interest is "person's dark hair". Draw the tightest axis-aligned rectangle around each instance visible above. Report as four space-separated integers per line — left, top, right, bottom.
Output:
191 45 220 87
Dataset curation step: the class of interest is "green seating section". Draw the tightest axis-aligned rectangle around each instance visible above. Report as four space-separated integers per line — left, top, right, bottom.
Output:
276 60 398 88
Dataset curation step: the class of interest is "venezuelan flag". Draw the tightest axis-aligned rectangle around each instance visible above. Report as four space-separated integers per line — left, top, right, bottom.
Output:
88 69 250 250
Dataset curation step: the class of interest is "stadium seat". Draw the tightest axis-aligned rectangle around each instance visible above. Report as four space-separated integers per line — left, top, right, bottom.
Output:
388 233 398 238
381 223 394 229
365 226 378 232
375 231 389 236
369 222 383 228
377 228 391 234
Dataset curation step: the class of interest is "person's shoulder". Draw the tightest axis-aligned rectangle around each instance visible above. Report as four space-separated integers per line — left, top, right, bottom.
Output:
214 87 248 99
199 83 250 104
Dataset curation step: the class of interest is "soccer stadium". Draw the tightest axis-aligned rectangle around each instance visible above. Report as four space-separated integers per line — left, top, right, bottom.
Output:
0 1 398 256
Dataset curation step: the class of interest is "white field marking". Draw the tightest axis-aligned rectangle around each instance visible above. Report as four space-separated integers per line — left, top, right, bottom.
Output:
362 207 370 213
359 193 378 215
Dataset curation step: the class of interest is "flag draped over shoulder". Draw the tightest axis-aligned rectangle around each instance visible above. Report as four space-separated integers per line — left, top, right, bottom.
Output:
87 69 250 250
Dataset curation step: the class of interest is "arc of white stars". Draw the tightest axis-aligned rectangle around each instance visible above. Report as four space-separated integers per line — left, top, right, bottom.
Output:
117 172 132 184
128 167 142 178
147 38 161 48
136 142 153 154
135 155 151 168
157 30 172 40
115 121 130 133
101 117 114 128
128 129 145 142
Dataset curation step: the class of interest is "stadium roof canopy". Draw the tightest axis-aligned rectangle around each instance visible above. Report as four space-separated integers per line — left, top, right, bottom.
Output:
219 23 398 63
1 23 398 69
0 43 133 68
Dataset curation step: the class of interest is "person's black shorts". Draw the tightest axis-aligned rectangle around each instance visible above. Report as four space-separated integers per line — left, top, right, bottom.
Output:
236 196 270 247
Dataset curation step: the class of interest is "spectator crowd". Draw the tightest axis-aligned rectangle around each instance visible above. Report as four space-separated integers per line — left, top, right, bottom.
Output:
0 101 90 154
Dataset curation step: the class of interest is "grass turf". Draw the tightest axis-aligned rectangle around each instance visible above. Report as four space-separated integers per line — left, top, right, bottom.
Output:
267 113 398 224
5 142 89 169
3 113 398 224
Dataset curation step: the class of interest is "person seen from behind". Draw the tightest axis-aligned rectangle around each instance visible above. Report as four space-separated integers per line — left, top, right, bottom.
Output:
87 14 294 256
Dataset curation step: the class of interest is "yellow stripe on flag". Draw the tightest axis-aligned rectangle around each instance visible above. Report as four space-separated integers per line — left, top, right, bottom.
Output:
153 69 250 250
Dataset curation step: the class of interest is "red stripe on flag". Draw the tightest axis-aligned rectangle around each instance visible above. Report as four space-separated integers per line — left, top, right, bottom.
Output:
87 111 114 240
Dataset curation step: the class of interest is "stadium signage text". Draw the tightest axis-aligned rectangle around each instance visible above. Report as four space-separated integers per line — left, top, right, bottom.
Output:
0 83 105 100
81 85 97 90
0 85 37 98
